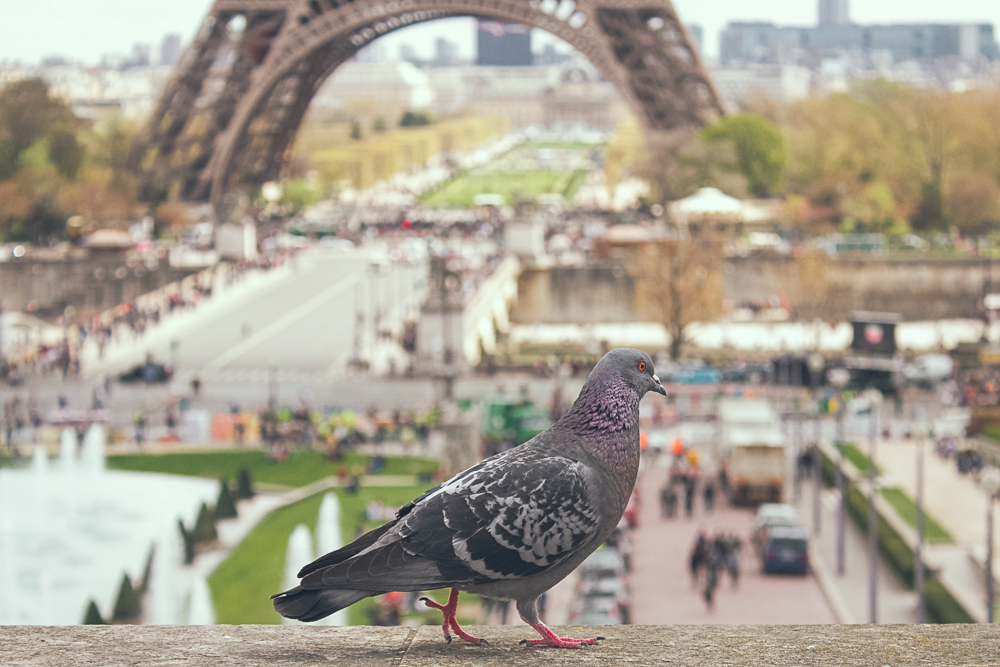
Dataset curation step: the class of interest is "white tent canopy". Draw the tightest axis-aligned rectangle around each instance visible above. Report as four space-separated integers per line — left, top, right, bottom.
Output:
671 187 744 225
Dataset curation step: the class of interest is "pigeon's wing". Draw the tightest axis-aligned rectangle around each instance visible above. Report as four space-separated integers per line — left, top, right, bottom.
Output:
398 453 603 581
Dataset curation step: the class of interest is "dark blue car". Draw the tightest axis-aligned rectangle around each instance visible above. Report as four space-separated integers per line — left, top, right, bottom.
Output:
761 525 809 575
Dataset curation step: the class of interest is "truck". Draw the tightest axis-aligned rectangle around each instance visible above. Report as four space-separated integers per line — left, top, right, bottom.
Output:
718 399 786 505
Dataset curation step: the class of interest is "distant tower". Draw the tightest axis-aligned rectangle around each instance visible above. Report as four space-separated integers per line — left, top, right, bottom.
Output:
160 35 182 67
818 0 850 26
477 20 532 66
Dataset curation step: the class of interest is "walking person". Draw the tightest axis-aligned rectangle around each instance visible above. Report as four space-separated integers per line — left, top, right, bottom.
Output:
660 483 677 518
703 479 715 516
726 533 743 588
683 477 696 518
689 532 707 586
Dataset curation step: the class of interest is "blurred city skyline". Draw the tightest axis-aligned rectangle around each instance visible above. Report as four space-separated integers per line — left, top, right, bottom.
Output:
2 0 1000 65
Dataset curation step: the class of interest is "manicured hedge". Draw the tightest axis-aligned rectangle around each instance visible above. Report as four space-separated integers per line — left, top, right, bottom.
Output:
820 447 974 624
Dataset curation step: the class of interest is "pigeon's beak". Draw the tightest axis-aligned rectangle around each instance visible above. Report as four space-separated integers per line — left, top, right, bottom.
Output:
652 374 666 396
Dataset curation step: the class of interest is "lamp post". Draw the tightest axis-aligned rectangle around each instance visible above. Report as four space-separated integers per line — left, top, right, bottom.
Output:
866 390 883 624
808 353 825 537
982 467 1000 624
828 368 850 575
913 409 928 624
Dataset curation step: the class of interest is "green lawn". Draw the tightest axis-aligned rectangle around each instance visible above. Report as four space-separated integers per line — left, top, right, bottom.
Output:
208 484 480 626
839 443 878 474
522 140 605 150
420 170 587 207
880 487 954 544
107 449 439 488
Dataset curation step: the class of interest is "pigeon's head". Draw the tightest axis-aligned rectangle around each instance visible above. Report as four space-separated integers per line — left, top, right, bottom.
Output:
594 348 666 397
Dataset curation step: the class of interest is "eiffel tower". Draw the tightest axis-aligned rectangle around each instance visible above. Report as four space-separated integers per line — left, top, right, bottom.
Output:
131 0 722 210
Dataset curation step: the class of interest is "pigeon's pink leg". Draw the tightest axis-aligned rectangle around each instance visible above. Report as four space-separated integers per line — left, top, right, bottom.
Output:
520 623 605 649
420 589 487 646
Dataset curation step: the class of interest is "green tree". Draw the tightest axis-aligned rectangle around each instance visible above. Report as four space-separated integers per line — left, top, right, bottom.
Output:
235 467 255 499
82 600 106 625
191 502 218 543
215 479 238 520
0 79 76 159
48 129 85 179
400 111 431 127
373 117 387 133
701 113 787 197
112 573 142 622
349 119 362 140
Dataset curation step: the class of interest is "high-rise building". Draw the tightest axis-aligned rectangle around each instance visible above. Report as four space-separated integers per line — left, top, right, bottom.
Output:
130 43 151 68
160 35 182 67
399 43 419 64
818 0 850 27
477 20 532 67
434 37 458 66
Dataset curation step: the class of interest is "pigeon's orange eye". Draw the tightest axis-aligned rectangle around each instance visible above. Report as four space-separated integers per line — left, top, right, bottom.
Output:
638 361 646 372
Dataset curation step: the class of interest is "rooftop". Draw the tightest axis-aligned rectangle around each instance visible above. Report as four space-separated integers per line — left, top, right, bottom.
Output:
2 624 998 667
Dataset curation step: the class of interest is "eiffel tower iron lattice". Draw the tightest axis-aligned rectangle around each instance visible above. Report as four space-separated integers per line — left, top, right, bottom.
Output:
130 0 723 211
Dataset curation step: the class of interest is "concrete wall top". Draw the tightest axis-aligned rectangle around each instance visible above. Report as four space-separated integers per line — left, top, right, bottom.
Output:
2 624 998 666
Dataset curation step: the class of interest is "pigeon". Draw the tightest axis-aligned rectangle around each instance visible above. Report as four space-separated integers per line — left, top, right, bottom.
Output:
272 348 665 648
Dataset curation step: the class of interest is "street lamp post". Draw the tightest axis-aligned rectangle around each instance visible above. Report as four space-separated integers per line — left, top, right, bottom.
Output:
982 467 1000 624
829 369 850 575
914 409 927 624
867 401 881 624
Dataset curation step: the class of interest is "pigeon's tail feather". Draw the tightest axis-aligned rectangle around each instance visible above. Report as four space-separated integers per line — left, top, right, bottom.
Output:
297 519 398 578
271 586 370 622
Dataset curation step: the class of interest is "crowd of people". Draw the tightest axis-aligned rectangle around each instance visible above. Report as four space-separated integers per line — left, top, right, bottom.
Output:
689 532 743 610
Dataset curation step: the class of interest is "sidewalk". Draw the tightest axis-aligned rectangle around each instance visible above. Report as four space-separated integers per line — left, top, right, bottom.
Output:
865 438 998 622
792 481 917 623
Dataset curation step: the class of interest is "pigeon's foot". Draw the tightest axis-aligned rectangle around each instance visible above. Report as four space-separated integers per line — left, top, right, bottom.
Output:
420 589 487 646
521 623 604 649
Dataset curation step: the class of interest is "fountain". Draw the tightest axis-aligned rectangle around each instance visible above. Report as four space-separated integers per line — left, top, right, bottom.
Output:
282 525 314 625
58 428 77 472
0 440 218 625
187 574 215 625
80 424 107 473
31 446 48 474
146 527 183 624
314 493 348 626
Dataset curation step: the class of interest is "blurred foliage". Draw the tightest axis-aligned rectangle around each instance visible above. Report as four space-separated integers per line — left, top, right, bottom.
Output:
0 79 139 243
701 112 787 197
626 81 1000 236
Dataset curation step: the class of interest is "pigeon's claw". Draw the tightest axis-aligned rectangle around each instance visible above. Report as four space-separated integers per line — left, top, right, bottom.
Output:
421 589 486 646
524 623 603 649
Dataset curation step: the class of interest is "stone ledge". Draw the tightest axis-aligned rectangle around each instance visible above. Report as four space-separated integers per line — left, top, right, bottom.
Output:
2 625 999 667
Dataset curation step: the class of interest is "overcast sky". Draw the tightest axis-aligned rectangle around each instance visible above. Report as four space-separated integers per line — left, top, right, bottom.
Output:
2 0 999 65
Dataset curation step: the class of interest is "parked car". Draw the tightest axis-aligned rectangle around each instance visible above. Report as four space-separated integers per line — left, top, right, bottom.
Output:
118 362 172 384
752 504 801 549
760 524 809 575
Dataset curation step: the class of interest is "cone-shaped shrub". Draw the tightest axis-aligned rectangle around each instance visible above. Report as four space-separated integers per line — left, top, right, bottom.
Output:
112 573 142 621
178 518 195 564
138 547 154 594
235 467 254 499
82 600 106 625
191 502 218 543
215 479 238 519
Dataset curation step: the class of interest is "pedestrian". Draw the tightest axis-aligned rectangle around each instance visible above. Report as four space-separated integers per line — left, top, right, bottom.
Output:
684 478 696 518
689 532 707 585
660 483 677 519
703 479 715 516
133 410 146 446
191 376 202 397
726 534 742 588
703 548 720 610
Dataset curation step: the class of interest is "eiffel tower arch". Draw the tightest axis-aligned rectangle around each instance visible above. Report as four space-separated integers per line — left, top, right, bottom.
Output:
132 0 723 210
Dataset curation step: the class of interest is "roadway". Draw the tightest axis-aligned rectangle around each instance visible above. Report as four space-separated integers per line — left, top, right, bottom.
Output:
84 247 427 379
630 455 838 625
